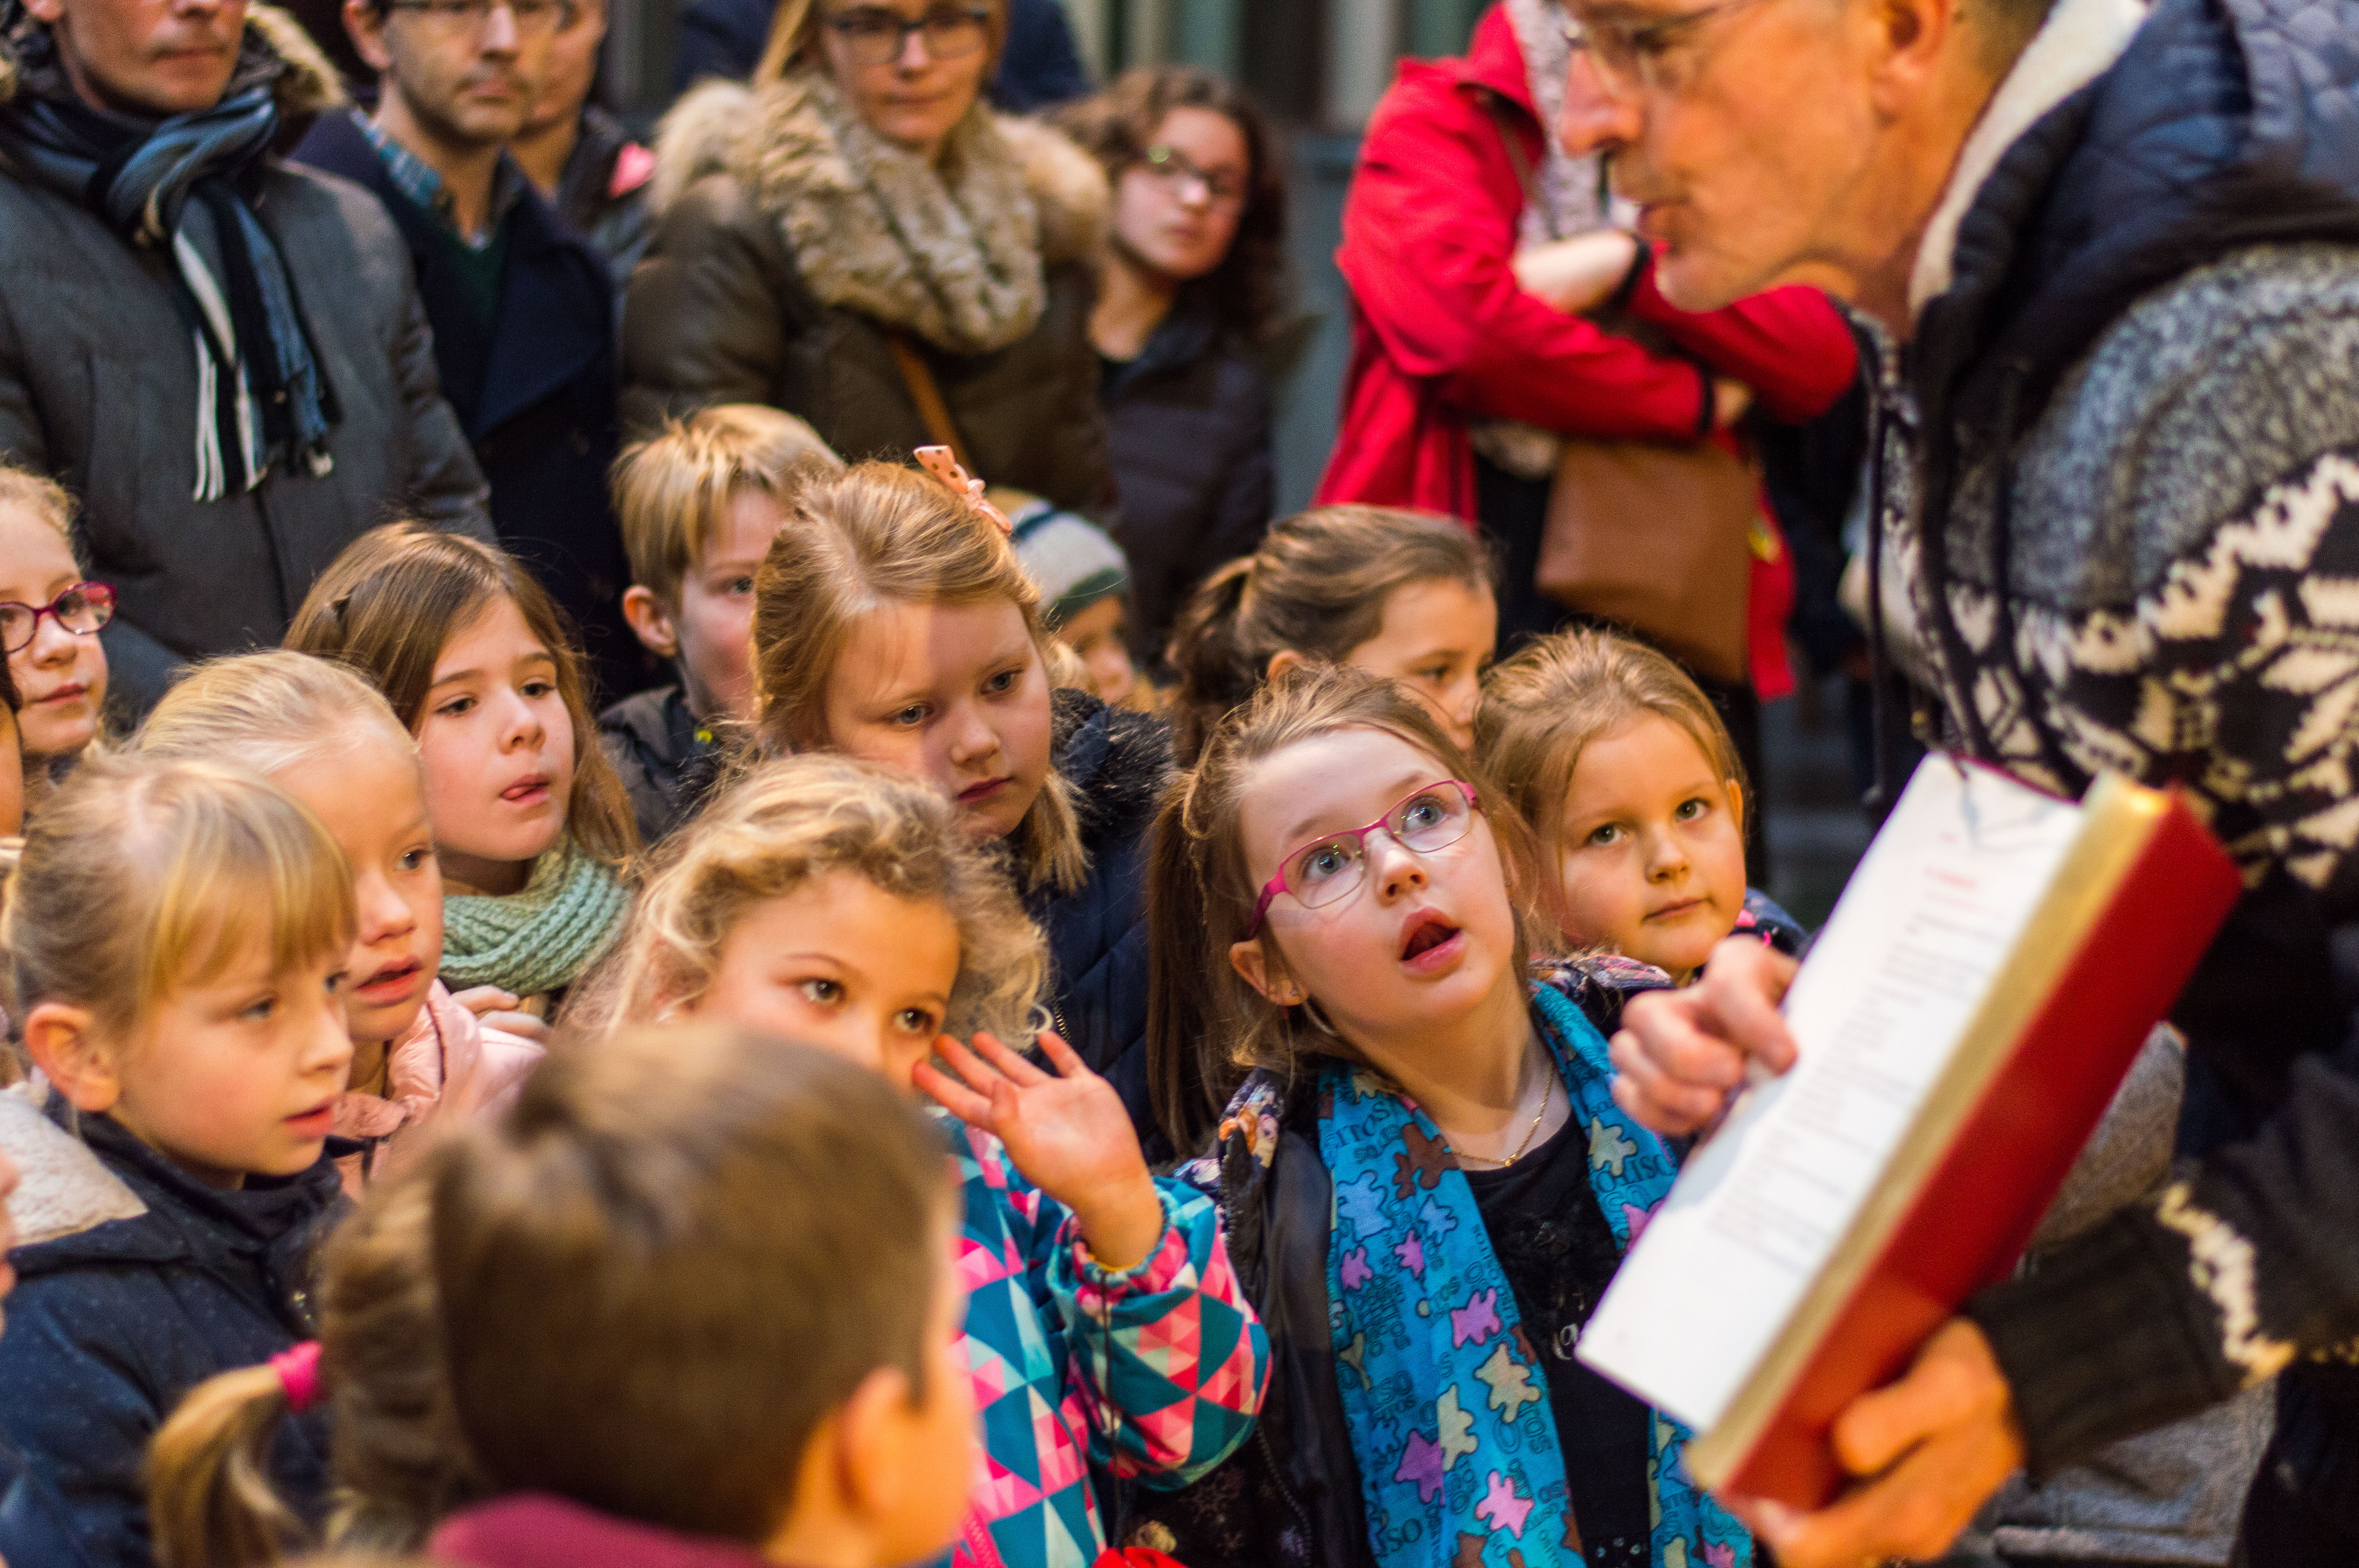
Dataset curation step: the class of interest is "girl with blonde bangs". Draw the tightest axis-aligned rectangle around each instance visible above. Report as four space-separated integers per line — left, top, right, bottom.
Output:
287 524 639 1034
136 651 543 1196
1477 628 1803 984
0 755 357 1568
1133 664 1750 1568
752 462 1171 1142
589 750 1268 1568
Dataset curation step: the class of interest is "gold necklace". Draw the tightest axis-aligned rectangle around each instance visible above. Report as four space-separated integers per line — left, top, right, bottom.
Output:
1456 1069 1555 1169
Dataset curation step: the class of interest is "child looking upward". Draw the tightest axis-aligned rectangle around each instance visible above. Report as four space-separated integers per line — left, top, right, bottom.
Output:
135 652 543 1194
596 754 1268 1568
606 405 845 845
1479 630 1802 984
287 525 638 1033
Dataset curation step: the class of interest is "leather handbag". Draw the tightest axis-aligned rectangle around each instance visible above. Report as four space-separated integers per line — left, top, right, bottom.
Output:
1481 96 1759 685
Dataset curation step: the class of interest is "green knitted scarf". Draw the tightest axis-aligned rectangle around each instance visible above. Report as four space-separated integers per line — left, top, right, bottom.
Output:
440 841 629 998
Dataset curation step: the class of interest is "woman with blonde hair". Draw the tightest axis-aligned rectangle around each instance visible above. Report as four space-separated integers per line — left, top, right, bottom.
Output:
625 0 1115 517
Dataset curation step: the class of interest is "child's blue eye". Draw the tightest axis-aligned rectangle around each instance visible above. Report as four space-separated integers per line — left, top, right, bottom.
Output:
798 978 843 1006
240 995 278 1022
728 576 756 596
399 847 433 873
891 705 928 726
1588 823 1623 848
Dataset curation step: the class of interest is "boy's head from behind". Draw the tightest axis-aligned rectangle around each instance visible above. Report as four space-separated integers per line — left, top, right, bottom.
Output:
613 407 845 728
430 1025 970 1563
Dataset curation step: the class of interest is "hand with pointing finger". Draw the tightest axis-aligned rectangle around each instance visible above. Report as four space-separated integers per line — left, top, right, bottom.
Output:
1610 933 1799 1136
914 1029 1166 1271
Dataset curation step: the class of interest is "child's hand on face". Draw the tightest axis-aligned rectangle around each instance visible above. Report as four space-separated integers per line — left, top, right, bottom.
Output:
450 985 553 1045
915 1029 1165 1271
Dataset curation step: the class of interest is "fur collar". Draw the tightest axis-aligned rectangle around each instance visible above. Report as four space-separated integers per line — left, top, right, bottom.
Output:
0 1082 145 1250
652 70 1107 354
0 4 343 122
1050 688 1172 858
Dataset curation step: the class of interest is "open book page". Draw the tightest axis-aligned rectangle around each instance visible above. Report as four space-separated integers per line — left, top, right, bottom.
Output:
1577 759 2086 1431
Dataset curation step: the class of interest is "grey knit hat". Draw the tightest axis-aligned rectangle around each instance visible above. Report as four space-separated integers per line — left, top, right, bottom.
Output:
1008 498 1129 630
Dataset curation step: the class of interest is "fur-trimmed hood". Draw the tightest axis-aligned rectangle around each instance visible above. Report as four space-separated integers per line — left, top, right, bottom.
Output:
0 3 342 122
0 1082 144 1251
651 69 1107 353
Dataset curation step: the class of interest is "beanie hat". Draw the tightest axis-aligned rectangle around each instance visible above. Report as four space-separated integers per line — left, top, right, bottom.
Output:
1006 497 1129 630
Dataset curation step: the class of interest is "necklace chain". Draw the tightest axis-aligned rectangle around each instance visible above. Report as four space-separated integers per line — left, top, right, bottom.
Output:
1455 1069 1554 1169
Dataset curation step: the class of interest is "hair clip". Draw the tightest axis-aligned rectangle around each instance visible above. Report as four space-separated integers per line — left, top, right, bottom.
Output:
271 1340 324 1414
914 446 1014 537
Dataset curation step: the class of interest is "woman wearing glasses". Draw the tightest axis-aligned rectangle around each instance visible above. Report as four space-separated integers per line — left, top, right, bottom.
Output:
1051 67 1287 671
0 466 108 820
625 0 1116 522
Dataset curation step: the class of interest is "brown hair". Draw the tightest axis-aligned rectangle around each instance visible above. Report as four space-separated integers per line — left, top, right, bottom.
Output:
583 753 1045 1040
1164 506 1493 767
611 406 844 609
1050 65 1289 343
149 1172 481 1568
752 462 1085 894
1476 628 1748 925
1145 664 1549 1154
137 651 415 780
285 523 637 866
433 1025 952 1543
754 0 1009 84
2 753 354 1036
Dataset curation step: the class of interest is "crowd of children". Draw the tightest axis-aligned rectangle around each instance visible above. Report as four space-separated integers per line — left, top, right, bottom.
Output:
0 425 1811 1568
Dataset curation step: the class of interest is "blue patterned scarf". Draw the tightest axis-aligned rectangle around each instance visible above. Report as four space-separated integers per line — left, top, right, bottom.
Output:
0 15 338 499
1317 984 1750 1568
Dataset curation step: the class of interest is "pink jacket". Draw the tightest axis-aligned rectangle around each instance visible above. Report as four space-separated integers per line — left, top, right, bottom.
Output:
332 980 543 1196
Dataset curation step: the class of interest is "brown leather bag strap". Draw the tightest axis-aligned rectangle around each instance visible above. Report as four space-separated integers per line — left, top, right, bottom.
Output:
887 332 972 471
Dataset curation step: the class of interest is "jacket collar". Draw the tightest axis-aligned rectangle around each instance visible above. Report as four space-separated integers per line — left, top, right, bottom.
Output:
1907 0 2148 318
1047 688 1171 860
430 1493 779 1568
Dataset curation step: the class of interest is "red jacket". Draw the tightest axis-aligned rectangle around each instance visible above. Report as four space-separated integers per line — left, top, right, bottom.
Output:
1316 5 1859 693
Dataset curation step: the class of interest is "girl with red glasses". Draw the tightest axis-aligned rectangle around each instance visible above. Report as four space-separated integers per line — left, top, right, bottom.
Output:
0 464 110 818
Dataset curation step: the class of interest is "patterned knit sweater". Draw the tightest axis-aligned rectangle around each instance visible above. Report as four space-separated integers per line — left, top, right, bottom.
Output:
1868 0 2359 1501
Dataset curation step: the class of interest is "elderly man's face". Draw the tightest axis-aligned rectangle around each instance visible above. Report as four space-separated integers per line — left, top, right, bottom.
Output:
1559 0 1887 310
25 0 250 118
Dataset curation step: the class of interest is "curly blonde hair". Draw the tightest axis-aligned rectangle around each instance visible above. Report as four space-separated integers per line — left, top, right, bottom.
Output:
586 753 1045 1041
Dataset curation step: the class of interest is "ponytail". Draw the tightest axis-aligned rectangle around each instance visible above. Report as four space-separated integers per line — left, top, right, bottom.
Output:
149 1345 322 1568
1144 771 1228 1156
1163 561 1257 770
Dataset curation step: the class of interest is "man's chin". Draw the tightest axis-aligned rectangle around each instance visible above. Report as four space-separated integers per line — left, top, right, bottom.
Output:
1651 242 1756 314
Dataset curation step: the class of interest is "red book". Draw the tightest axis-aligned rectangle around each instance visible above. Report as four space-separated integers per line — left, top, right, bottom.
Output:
1577 757 2242 1509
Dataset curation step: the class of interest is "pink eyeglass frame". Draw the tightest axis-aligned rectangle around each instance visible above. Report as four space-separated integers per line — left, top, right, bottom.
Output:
1246 779 1480 936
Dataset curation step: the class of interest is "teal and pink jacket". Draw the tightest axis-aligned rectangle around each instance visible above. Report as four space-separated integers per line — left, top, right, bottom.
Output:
945 1114 1269 1568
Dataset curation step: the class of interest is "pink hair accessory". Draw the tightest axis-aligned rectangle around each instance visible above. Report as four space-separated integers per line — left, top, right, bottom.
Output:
271 1340 324 1414
914 446 1014 537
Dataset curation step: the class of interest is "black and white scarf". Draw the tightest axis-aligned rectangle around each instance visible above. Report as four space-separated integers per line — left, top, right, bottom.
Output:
0 15 338 499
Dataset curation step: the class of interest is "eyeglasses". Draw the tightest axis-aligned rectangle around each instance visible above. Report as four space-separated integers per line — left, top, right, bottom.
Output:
1140 144 1248 209
1247 780 1481 936
382 0 580 36
823 5 992 67
0 582 114 655
1561 0 1776 98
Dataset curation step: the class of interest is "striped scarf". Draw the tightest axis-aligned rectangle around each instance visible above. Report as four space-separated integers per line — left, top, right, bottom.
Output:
0 17 338 499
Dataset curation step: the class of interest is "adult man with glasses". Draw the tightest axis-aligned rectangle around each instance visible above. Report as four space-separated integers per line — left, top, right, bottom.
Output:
1573 0 2359 1559
294 0 642 702
0 0 493 720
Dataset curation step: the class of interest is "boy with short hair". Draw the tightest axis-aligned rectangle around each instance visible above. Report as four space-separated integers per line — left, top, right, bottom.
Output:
605 407 843 844
425 1025 973 1568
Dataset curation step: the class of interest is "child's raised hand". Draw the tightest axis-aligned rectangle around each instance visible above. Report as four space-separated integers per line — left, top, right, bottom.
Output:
449 985 552 1045
914 1029 1165 1271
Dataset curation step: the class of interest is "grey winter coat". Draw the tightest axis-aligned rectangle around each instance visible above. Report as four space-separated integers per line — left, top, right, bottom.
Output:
0 8 491 717
622 71 1116 517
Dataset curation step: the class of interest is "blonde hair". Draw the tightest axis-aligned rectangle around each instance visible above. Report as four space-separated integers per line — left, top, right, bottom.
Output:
285 524 638 867
752 462 1085 895
1164 506 1493 766
149 1172 479 1568
0 461 78 552
589 753 1044 1040
1476 628 1748 900
754 0 1009 83
137 651 416 780
611 406 844 609
2 754 355 1035
1145 665 1550 1154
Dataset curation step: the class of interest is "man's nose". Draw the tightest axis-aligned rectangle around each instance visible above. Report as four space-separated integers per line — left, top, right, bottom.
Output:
1559 49 1643 158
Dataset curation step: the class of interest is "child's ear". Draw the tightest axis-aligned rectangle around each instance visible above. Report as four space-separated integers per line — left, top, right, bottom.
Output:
1264 648 1307 685
1725 777 1746 840
834 1363 921 1522
620 587 681 661
1229 937 1306 1007
24 1002 120 1114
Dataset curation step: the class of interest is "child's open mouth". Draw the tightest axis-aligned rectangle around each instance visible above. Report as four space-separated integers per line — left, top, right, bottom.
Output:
1399 911 1463 965
356 957 422 1004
